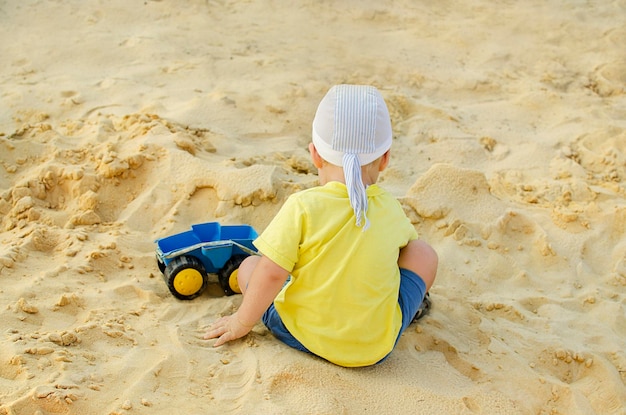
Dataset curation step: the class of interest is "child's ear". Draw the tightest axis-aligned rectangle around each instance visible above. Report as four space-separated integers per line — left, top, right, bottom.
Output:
379 150 390 171
309 143 324 168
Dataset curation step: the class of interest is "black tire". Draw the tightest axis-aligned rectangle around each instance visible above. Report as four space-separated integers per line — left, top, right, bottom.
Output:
156 254 166 274
218 254 248 296
164 255 208 300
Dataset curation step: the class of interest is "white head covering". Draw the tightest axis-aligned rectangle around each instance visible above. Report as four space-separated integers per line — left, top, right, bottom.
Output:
312 85 392 230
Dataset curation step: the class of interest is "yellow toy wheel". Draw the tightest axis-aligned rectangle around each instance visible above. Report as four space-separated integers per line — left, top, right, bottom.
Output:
228 269 241 293
218 255 247 296
165 256 208 300
173 268 204 296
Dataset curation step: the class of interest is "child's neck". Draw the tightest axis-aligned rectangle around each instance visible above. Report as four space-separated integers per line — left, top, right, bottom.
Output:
318 164 378 187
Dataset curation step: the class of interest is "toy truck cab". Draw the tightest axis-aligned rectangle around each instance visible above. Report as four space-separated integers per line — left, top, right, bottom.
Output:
156 222 258 300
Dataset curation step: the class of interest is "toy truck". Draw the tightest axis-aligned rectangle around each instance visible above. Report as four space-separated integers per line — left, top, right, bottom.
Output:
155 222 258 300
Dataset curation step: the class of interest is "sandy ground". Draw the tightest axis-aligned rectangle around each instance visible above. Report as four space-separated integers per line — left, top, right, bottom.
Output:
1 1 625 414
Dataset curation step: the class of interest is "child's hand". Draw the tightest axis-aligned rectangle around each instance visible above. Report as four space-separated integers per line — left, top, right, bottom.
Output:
203 313 255 347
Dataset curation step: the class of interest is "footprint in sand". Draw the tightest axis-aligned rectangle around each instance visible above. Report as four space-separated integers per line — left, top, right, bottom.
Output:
605 27 626 47
209 347 260 412
587 61 626 97
265 364 347 414
528 346 626 413
413 333 483 382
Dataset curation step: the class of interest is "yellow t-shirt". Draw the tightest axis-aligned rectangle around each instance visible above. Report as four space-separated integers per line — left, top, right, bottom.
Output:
253 181 418 367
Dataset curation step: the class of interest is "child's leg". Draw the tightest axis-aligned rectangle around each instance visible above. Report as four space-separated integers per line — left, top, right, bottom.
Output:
398 239 437 291
236 255 261 295
396 239 438 327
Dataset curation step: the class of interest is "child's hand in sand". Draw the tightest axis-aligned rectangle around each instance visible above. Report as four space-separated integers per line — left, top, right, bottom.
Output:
204 312 255 347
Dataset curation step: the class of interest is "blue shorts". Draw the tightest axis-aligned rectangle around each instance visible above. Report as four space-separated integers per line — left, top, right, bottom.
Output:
261 268 428 363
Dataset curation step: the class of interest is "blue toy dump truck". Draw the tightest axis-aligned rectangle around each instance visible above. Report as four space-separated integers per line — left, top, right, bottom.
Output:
155 222 258 300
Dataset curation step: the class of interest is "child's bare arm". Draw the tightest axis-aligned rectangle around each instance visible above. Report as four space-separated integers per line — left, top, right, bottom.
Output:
204 256 289 347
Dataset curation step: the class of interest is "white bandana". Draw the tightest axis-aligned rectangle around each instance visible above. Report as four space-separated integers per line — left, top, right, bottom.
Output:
312 85 392 229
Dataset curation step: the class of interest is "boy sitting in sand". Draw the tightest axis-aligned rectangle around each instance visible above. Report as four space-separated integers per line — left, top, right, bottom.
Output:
205 84 437 367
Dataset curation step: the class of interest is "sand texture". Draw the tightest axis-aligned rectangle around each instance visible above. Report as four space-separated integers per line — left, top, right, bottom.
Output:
1 1 625 414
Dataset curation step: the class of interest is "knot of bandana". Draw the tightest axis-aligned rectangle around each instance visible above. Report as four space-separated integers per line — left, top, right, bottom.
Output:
342 152 369 230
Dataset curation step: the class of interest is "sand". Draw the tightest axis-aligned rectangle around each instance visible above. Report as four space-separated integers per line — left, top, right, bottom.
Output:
1 0 625 414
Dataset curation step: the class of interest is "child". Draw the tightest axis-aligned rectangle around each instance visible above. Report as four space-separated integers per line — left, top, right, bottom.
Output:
204 85 438 367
